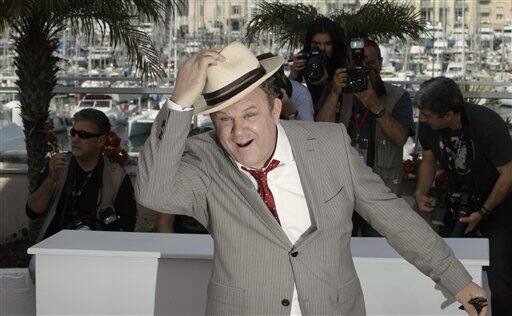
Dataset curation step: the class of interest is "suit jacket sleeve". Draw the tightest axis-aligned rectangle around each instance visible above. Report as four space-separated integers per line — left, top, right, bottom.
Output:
135 106 210 228
337 124 472 297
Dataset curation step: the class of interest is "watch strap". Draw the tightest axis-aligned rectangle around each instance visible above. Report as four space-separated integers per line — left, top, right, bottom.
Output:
374 106 386 118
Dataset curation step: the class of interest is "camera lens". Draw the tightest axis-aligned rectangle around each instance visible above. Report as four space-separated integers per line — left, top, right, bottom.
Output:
347 68 368 93
304 47 327 83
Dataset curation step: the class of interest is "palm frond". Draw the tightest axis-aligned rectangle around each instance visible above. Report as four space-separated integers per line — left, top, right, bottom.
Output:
332 0 427 43
0 0 36 32
246 0 427 50
245 1 321 51
57 1 174 80
5 0 183 79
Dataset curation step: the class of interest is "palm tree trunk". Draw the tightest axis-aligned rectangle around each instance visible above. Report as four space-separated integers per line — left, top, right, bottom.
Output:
12 12 61 193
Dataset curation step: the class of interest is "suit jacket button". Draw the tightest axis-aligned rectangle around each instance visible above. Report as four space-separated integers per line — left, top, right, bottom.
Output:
291 251 298 257
281 299 290 306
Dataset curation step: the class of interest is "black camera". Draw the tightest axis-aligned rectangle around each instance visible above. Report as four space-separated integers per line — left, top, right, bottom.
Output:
447 187 480 237
301 46 329 83
66 218 94 230
98 206 120 231
346 38 368 93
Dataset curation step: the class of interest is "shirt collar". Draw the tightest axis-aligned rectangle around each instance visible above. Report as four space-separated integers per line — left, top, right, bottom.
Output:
234 122 294 171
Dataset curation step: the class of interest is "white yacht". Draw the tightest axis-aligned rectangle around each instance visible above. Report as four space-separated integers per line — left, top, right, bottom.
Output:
445 62 464 79
73 94 125 127
503 24 512 44
127 107 159 138
424 60 443 77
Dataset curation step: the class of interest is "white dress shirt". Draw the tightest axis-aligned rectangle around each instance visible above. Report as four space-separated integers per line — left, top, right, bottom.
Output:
166 99 312 315
237 124 312 316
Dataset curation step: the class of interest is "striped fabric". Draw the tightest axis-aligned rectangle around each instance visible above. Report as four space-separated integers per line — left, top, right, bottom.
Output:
136 106 473 315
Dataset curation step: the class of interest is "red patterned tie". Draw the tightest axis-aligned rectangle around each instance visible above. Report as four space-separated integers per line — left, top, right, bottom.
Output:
243 159 281 225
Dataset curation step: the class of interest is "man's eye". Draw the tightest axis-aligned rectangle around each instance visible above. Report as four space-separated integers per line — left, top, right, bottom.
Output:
244 113 257 119
219 117 231 122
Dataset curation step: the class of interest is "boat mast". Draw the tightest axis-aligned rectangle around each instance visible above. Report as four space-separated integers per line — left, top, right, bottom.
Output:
462 0 466 78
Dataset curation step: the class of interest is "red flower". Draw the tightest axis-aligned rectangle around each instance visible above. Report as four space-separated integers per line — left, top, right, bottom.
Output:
102 131 128 166
403 160 414 175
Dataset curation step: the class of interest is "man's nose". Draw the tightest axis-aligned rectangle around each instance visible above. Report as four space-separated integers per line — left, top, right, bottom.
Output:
232 118 245 135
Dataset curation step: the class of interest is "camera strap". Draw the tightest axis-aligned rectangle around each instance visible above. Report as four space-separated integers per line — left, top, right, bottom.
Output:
352 109 370 137
61 158 103 226
438 108 480 202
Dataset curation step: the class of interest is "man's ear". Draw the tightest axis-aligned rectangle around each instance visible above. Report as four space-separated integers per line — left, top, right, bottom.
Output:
272 98 282 119
98 135 107 148
444 111 456 119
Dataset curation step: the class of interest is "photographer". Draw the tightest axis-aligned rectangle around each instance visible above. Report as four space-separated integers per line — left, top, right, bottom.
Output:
289 17 347 107
316 39 413 237
414 77 512 315
258 53 314 121
26 108 137 242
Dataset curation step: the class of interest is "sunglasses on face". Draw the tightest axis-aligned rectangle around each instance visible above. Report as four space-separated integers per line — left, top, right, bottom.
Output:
70 128 103 139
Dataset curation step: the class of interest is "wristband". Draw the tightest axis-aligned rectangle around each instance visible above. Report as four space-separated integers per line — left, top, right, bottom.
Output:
374 106 387 118
478 206 490 221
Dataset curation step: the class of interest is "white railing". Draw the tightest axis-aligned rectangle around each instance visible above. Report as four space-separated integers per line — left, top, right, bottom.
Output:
0 78 511 100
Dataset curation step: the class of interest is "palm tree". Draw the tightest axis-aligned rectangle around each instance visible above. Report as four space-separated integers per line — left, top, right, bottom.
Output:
0 0 181 192
246 0 427 51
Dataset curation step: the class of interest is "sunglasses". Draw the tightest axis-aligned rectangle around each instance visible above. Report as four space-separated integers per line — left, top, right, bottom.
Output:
70 128 103 139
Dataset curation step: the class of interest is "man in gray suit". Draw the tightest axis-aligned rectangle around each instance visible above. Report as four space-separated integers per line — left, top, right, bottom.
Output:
136 42 486 315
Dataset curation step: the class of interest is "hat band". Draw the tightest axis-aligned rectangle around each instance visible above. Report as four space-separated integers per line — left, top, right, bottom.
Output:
203 66 266 106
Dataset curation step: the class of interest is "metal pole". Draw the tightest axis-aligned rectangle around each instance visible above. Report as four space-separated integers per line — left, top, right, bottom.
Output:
462 0 466 78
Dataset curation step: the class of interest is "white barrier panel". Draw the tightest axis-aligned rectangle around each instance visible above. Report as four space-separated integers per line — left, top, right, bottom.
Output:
28 230 489 315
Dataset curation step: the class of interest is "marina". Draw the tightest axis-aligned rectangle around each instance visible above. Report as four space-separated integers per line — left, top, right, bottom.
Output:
1 1 511 315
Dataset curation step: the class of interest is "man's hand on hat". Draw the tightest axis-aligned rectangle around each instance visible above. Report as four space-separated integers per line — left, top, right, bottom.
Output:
171 50 226 109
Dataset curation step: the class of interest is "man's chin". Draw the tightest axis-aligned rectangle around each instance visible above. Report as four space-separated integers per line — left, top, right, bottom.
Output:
234 155 261 170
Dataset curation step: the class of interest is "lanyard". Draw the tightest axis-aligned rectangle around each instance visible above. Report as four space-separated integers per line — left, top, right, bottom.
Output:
352 109 370 137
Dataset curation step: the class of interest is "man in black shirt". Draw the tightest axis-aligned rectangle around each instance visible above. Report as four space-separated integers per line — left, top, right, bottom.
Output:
26 108 137 240
414 77 512 315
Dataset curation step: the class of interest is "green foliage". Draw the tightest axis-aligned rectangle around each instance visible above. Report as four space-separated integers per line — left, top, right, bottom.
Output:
0 0 183 192
246 1 322 50
1 0 183 79
332 0 427 43
246 0 427 51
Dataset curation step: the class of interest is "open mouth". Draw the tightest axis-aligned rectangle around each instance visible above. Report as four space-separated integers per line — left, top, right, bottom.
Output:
236 139 253 148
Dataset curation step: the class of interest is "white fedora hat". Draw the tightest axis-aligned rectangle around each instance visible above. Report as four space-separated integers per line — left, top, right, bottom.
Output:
194 42 284 115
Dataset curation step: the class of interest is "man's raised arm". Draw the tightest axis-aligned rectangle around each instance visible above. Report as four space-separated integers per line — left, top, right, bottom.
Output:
135 51 225 218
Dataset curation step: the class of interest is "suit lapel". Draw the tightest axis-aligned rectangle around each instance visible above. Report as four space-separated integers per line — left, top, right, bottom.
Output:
280 121 324 244
210 134 293 249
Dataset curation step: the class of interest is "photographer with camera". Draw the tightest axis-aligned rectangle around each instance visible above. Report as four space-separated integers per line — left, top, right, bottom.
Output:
414 77 512 315
259 53 314 121
289 17 347 108
316 39 413 237
26 109 137 278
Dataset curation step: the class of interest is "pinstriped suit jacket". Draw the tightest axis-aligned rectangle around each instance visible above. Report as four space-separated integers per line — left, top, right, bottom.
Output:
136 107 472 315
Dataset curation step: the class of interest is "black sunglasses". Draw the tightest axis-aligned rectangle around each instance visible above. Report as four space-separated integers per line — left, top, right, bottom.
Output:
70 128 103 139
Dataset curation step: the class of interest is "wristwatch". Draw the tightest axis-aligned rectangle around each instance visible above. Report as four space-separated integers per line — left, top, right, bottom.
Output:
478 206 491 221
374 106 387 118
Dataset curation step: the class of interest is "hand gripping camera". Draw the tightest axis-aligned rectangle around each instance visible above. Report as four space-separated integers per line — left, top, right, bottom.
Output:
301 46 329 83
447 187 480 237
346 38 368 93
